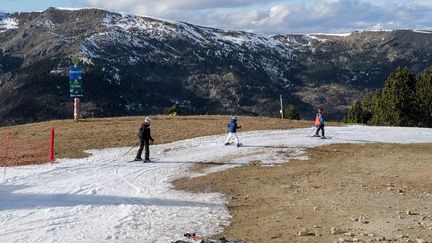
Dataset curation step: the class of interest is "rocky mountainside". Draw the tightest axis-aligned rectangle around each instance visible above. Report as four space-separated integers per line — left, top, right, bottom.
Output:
1 8 432 126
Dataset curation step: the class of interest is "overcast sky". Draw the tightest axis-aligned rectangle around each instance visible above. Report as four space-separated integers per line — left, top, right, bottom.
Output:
2 0 432 34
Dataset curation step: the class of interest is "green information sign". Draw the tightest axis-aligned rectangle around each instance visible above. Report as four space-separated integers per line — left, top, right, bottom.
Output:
69 79 84 98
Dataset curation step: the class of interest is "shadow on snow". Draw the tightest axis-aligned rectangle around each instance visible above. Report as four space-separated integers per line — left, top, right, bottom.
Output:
0 185 223 211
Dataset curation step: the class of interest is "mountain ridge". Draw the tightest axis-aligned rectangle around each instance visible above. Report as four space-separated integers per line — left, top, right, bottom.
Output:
1 8 432 126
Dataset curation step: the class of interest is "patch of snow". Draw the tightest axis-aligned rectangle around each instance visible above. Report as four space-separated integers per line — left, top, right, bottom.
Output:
307 32 352 42
79 35 103 59
128 55 139 65
54 7 104 11
0 13 18 32
362 29 394 32
43 19 55 29
113 67 121 84
79 56 94 65
310 32 352 37
1 126 432 242
307 34 328 42
413 29 432 34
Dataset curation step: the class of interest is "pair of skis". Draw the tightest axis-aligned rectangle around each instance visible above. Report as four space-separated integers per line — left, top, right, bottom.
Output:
308 135 331 139
127 159 155 163
224 142 242 147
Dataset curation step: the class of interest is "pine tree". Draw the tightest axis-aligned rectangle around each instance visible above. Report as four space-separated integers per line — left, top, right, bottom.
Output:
369 90 383 125
164 104 181 116
416 67 432 127
373 67 417 126
361 91 373 123
346 100 365 123
283 105 300 120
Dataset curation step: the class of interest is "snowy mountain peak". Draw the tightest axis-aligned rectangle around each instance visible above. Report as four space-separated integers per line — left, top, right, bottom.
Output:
100 10 289 52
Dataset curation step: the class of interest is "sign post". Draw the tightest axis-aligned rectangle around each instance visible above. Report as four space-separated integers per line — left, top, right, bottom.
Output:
69 64 83 121
280 94 283 120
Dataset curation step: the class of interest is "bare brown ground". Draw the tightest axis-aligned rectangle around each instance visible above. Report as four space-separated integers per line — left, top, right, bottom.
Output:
174 143 432 242
0 115 316 159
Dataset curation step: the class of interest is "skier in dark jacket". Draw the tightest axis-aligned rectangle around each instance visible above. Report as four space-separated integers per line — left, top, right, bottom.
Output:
314 108 326 138
134 117 154 162
224 116 242 147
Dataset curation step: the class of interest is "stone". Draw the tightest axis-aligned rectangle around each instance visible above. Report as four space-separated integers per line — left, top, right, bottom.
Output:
298 229 315 236
331 227 347 235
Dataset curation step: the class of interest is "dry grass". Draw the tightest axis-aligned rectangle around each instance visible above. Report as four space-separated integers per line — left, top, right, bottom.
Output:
0 115 326 159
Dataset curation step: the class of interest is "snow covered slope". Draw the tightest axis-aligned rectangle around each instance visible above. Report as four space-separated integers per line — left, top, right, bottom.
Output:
1 126 432 242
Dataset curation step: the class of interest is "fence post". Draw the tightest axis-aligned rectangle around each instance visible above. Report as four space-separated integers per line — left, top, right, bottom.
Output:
49 128 55 161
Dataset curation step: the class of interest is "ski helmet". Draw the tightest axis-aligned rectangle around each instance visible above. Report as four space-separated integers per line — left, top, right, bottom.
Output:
144 117 151 124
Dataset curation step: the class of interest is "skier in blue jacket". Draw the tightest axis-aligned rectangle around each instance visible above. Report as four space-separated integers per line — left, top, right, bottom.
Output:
224 116 242 147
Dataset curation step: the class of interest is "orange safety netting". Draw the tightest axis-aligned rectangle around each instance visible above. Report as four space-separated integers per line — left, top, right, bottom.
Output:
0 132 52 167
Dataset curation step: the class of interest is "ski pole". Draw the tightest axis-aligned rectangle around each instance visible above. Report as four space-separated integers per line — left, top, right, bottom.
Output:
123 142 139 156
308 126 316 137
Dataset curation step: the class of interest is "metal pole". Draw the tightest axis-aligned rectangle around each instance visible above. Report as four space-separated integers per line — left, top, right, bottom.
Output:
280 94 283 120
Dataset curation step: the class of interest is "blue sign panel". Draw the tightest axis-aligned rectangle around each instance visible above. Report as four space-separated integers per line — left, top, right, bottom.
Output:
69 66 82 81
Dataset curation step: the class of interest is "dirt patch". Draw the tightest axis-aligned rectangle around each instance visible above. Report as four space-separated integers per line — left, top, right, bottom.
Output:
174 143 432 242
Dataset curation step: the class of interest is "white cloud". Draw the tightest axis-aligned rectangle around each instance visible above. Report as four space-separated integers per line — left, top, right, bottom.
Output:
80 0 432 34
82 0 276 14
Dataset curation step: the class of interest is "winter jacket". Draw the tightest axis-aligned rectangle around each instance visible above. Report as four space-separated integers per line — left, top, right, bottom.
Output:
227 120 240 133
138 123 153 141
315 112 325 126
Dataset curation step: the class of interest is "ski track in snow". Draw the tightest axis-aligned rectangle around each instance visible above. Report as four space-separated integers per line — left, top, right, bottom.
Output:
1 125 432 242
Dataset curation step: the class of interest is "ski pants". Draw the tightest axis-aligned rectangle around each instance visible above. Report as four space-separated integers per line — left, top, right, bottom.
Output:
315 125 325 137
136 139 150 160
225 132 239 145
